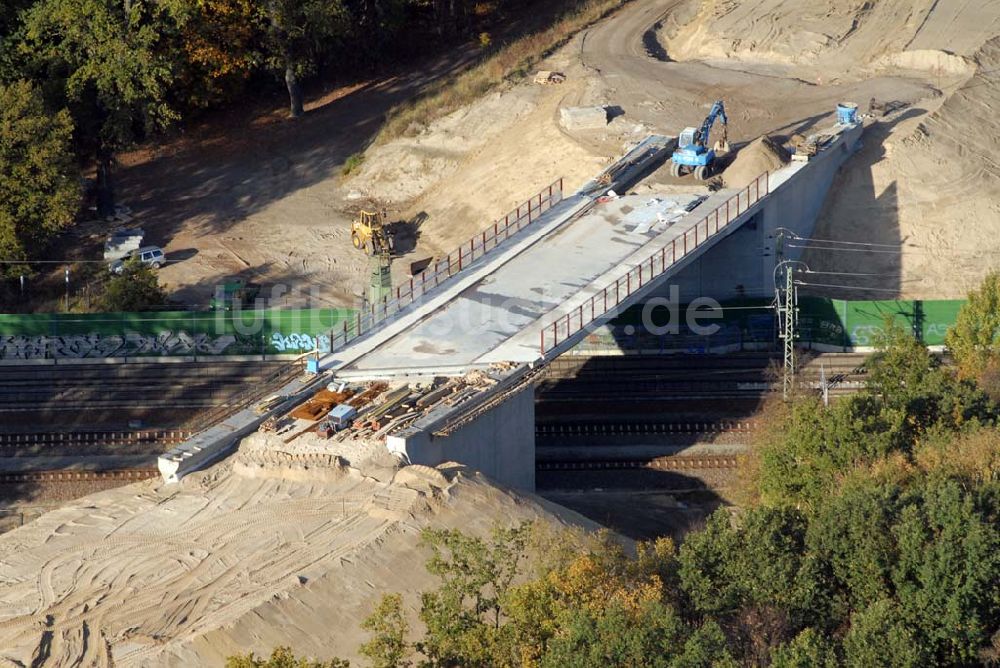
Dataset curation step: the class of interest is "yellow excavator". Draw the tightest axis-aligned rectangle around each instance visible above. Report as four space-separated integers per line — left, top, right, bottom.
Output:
350 208 394 305
350 210 393 256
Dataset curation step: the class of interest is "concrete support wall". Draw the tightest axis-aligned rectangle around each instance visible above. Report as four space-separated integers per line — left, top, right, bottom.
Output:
663 210 768 300
386 388 535 491
661 123 864 302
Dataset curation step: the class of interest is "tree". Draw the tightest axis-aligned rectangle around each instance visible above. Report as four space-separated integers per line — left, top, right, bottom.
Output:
262 0 348 118
415 523 531 666
170 0 259 108
226 646 349 668
678 507 826 662
947 271 1000 379
0 79 80 278
0 0 34 82
806 479 900 614
889 479 1000 664
755 321 997 509
21 0 184 216
671 621 739 668
539 600 686 668
102 259 167 311
842 599 926 668
866 319 936 409
359 593 411 668
770 628 839 668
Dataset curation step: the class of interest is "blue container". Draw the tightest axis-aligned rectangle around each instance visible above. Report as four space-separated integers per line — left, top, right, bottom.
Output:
306 359 320 374
837 103 858 125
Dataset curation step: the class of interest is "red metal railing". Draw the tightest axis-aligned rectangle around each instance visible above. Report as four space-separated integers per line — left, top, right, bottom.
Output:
539 172 769 355
329 179 564 351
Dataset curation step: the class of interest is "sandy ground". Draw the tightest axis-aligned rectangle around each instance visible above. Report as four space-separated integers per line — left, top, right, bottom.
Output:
0 434 596 666
115 0 1000 306
805 36 1000 298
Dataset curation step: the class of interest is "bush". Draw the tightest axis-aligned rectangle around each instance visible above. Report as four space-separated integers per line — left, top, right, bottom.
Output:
101 259 167 311
341 152 365 176
947 270 1000 379
226 646 349 668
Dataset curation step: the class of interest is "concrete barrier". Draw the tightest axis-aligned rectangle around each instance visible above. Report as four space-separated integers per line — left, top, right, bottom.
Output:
559 106 609 130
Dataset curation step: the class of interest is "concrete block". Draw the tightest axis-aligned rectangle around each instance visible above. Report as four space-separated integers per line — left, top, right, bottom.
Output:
560 106 609 131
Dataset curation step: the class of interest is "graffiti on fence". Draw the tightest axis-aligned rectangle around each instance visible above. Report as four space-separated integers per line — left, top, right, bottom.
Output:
269 332 330 353
0 332 238 360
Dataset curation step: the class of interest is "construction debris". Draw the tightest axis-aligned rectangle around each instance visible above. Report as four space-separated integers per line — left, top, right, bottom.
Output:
254 395 286 415
348 382 389 409
262 369 513 448
103 228 144 261
534 71 566 85
289 388 355 422
559 106 609 131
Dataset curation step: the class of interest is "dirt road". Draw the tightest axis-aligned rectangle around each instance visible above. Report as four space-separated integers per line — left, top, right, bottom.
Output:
577 0 937 142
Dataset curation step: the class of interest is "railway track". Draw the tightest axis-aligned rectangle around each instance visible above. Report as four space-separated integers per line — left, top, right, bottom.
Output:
533 353 868 485
537 454 738 472
536 420 758 438
0 430 193 449
542 352 869 377
0 361 303 497
0 361 297 417
537 353 868 404
0 468 158 483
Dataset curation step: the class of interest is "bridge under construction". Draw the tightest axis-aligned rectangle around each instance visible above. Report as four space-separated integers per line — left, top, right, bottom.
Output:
155 112 863 490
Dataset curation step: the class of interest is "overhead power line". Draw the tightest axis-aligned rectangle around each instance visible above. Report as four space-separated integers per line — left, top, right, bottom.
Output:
800 268 899 277
794 280 902 293
780 231 902 248
787 243 908 255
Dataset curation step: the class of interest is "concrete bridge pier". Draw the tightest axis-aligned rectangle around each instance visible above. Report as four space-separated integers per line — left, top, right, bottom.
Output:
386 377 536 491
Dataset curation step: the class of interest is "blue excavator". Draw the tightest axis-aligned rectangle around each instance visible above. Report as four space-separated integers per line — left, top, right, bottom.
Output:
670 100 730 181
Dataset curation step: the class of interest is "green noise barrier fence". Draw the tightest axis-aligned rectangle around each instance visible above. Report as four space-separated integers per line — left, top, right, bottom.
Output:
579 297 966 353
0 298 968 362
0 308 354 361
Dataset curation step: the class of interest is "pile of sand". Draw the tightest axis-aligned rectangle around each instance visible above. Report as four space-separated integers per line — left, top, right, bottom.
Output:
804 35 1000 299
722 135 790 189
344 56 606 258
0 438 596 666
661 0 1000 80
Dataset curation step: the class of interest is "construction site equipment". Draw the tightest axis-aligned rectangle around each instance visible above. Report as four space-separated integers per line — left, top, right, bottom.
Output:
670 100 730 180
369 252 392 306
836 102 859 125
350 210 392 256
326 404 357 431
350 209 394 306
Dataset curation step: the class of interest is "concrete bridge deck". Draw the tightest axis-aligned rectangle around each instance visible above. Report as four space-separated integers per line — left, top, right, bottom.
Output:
332 174 769 377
